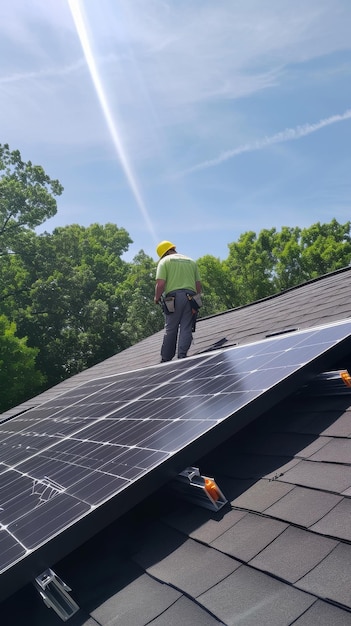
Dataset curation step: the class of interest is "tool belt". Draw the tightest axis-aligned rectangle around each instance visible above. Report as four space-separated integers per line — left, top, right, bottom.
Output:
162 296 175 313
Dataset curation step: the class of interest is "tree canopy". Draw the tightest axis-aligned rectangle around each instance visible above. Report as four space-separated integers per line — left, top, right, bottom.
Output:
5 223 135 386
200 219 351 314
0 315 45 412
0 143 63 255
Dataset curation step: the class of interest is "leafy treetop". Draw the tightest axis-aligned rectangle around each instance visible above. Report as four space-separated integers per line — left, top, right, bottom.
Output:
0 143 63 255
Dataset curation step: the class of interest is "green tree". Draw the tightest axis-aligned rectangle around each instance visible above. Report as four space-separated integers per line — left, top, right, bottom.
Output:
120 250 163 344
196 254 235 315
12 223 133 385
0 314 45 412
300 219 351 278
204 219 351 311
0 143 63 255
224 229 276 305
271 220 351 291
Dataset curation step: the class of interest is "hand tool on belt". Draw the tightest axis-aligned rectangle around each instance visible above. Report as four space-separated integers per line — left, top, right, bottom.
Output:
187 293 201 332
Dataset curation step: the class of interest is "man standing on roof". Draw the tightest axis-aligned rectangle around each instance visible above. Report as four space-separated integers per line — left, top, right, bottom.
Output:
154 241 202 362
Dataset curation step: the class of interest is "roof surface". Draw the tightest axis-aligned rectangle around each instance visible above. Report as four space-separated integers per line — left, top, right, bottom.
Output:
2 267 351 625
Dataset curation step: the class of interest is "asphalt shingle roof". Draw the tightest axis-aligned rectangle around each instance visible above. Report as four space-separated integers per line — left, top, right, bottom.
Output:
2 266 351 624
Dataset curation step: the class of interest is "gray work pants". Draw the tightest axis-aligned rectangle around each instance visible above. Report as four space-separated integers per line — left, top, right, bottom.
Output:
161 290 195 361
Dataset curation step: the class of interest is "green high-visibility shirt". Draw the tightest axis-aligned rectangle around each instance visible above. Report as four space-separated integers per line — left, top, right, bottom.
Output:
156 253 200 294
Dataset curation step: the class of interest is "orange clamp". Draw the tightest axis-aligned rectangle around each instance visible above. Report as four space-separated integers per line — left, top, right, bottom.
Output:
204 478 220 502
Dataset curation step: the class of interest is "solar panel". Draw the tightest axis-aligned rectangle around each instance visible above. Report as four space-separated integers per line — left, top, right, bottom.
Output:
1 319 351 601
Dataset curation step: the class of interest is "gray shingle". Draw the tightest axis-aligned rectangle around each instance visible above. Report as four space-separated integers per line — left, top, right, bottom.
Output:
249 526 337 583
292 599 351 625
296 542 351 607
132 522 239 597
310 498 351 541
210 512 288 561
264 485 343 526
90 573 181 626
230 478 294 512
148 596 225 625
198 565 315 626
308 438 351 464
278 459 351 492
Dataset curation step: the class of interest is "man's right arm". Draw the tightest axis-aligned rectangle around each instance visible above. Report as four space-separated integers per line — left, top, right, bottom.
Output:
154 278 166 304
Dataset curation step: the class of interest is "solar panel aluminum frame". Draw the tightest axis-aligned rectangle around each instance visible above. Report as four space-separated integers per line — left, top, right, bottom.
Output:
1 320 351 602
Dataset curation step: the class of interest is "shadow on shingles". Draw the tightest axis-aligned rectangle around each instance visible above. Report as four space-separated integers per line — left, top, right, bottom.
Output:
198 390 351 477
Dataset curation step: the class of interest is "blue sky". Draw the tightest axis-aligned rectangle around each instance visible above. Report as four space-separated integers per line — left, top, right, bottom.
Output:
1 0 351 261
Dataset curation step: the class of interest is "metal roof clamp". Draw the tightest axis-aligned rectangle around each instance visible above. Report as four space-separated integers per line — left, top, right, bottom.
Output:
171 466 228 512
34 568 79 622
301 369 351 395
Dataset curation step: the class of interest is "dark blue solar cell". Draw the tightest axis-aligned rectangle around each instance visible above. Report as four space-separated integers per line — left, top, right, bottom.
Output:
0 530 26 569
7 493 90 550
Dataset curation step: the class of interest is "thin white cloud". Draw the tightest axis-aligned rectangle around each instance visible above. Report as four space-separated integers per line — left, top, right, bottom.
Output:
178 109 351 176
0 60 85 84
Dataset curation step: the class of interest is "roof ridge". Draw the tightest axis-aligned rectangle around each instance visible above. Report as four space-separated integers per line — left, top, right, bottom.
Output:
199 265 351 322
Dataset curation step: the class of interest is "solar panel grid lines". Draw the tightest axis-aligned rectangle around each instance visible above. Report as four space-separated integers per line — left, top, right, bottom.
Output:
1 318 351 601
0 353 222 476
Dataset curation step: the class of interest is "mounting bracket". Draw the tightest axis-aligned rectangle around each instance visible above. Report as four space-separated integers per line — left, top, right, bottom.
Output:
34 568 79 622
171 466 228 511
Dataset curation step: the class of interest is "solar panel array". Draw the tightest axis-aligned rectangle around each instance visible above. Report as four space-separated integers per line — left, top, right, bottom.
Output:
1 319 351 600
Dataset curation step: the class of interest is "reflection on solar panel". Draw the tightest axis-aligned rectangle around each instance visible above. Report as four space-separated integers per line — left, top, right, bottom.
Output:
1 319 351 600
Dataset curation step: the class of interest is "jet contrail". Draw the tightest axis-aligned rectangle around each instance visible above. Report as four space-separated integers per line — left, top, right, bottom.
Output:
180 108 351 176
67 0 158 243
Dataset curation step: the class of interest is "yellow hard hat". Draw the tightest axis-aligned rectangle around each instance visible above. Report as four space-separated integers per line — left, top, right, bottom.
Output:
156 240 176 258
